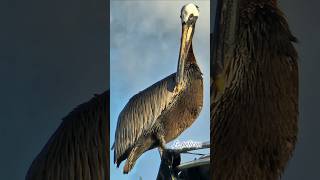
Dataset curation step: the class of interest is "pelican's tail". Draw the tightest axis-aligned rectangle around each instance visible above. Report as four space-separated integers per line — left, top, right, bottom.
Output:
123 136 154 174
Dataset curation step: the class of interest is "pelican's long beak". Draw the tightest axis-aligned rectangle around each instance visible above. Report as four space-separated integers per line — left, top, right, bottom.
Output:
176 22 196 85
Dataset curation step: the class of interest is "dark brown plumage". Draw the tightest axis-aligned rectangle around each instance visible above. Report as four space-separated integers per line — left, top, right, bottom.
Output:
26 91 109 180
211 0 298 179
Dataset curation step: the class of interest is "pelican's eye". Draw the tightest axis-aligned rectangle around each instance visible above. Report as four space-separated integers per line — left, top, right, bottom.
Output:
189 14 194 20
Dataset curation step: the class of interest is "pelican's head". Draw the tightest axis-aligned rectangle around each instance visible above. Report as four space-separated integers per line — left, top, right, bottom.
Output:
176 3 199 85
180 3 199 24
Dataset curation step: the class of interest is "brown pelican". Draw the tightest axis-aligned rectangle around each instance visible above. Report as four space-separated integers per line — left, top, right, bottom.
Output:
113 3 203 174
26 91 109 180
211 0 298 179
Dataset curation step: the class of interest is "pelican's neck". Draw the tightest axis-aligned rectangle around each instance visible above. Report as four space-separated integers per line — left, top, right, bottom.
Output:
186 42 196 65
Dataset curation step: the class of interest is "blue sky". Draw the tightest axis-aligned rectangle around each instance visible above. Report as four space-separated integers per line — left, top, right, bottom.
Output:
110 0 210 179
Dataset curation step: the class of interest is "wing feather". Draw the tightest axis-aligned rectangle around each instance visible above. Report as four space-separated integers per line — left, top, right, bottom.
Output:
114 73 177 163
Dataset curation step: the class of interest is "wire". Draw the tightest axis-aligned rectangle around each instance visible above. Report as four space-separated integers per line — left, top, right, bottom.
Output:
181 152 207 156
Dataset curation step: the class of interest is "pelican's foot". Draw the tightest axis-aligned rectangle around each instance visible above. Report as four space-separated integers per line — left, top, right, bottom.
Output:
158 134 167 158
158 147 164 158
158 146 174 159
161 149 181 169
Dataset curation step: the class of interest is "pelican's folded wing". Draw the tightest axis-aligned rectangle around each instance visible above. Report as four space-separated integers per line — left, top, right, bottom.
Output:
113 73 178 165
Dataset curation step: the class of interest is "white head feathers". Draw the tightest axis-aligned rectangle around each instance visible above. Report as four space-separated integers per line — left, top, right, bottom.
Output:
180 3 200 23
